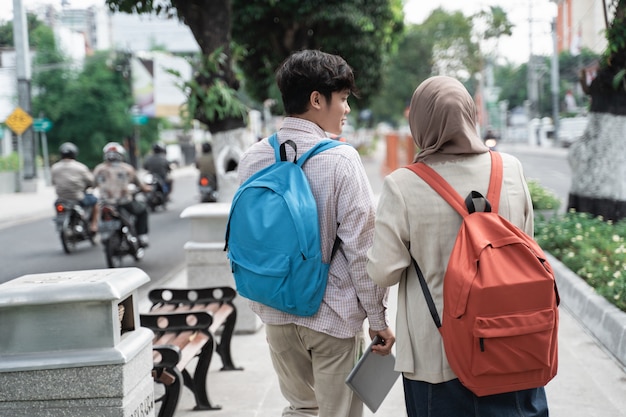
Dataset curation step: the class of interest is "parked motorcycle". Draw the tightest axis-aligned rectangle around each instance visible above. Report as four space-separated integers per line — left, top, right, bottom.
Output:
53 198 96 254
199 175 218 203
142 172 169 212
98 194 146 268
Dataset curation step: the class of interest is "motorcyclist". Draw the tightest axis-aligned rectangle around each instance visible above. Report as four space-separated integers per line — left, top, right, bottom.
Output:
93 142 151 247
195 142 217 190
50 142 99 233
143 143 172 196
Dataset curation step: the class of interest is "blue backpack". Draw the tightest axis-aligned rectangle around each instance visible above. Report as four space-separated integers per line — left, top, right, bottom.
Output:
225 133 345 316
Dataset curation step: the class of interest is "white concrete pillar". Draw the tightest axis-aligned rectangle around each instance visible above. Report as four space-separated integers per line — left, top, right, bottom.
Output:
181 203 262 334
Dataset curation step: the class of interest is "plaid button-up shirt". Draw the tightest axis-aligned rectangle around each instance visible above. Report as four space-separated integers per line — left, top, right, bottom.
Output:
236 117 389 338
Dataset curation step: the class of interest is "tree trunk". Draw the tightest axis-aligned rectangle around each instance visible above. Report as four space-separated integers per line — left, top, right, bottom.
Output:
171 0 245 133
567 112 626 221
568 2 626 221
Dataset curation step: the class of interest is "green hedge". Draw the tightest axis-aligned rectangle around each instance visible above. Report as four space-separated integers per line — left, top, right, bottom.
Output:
528 181 625 313
0 153 19 172
535 211 626 313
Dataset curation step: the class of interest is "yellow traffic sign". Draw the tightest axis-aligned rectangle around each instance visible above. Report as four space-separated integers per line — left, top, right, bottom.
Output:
5 107 33 135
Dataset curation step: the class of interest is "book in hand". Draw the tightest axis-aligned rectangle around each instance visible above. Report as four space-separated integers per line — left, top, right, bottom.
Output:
345 335 400 413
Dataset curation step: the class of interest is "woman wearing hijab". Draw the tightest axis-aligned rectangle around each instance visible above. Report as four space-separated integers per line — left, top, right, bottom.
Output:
367 76 548 416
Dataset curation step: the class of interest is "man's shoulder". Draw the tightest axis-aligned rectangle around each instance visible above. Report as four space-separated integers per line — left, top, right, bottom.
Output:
93 162 106 172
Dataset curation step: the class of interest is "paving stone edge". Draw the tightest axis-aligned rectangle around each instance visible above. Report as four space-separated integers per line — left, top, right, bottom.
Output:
547 253 626 369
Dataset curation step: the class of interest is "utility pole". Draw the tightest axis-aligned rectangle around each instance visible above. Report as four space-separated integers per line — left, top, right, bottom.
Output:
551 18 560 145
527 0 538 121
12 0 37 190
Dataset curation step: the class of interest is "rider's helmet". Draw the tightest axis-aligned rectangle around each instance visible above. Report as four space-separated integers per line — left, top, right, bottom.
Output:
59 142 78 159
201 142 212 154
152 143 166 154
103 142 126 162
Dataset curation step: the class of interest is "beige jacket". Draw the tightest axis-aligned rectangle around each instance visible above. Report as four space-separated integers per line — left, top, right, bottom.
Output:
367 151 533 383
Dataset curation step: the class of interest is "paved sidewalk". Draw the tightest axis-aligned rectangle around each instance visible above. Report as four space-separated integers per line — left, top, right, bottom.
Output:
1 140 625 416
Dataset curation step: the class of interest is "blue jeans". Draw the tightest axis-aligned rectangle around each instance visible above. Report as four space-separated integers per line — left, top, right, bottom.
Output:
81 193 98 207
403 377 548 417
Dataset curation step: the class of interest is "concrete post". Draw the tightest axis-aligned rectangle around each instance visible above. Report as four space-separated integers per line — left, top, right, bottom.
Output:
384 132 399 174
528 118 540 147
181 203 262 334
403 133 415 165
0 268 155 417
539 117 553 147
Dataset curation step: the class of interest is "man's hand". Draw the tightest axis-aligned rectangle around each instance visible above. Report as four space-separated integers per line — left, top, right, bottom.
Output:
368 327 395 356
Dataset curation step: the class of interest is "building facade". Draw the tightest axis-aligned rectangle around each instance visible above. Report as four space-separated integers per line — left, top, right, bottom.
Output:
555 0 607 55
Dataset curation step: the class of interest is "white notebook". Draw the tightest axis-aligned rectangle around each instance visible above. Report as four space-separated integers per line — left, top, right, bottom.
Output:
345 336 401 413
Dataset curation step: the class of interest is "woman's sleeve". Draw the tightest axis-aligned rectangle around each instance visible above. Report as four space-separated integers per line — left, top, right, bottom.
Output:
367 174 411 288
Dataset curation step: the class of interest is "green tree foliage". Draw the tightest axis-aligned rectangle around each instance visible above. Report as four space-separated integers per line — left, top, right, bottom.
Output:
105 0 248 133
1 12 162 167
105 0 403 130
369 7 511 125
422 8 480 82
494 48 600 118
369 25 434 124
587 0 626 114
31 25 68 122
0 13 44 47
477 6 513 41
493 62 528 111
32 51 136 168
231 0 404 108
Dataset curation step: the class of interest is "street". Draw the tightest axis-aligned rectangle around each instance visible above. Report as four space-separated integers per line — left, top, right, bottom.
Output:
0 170 199 285
498 143 571 212
0 144 572 286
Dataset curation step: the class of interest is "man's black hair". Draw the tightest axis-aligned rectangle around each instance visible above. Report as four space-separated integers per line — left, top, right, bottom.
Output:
275 49 359 115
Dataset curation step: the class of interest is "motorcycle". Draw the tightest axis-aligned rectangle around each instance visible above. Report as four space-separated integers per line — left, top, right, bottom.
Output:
53 198 96 254
98 194 146 268
142 172 169 212
199 175 218 203
485 137 498 151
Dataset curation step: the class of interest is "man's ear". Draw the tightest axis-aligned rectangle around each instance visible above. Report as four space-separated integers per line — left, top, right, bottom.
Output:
310 91 322 110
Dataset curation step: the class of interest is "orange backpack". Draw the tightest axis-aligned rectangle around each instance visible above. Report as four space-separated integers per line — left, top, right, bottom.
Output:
405 151 559 397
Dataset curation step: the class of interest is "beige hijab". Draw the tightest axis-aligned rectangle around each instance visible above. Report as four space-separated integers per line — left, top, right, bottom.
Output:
408 76 488 163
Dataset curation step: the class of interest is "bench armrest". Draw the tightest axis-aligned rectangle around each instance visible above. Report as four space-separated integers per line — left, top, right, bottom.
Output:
153 345 181 369
140 311 214 333
148 286 237 305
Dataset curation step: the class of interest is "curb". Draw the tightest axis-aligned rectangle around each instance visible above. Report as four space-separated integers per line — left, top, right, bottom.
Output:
548 253 626 370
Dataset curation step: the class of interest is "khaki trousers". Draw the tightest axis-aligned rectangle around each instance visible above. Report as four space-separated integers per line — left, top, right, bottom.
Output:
265 323 363 417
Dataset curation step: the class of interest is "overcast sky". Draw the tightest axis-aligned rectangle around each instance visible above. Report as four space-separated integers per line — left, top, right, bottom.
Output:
5 0 557 64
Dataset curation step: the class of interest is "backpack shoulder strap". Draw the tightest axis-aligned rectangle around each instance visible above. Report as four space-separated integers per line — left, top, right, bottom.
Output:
269 133 298 163
269 134 346 166
405 163 469 217
405 150 505 216
297 139 346 167
486 151 503 213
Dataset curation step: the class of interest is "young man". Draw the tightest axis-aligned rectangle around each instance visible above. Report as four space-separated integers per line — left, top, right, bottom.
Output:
236 49 394 417
195 142 217 189
94 142 151 247
50 142 99 233
143 143 172 195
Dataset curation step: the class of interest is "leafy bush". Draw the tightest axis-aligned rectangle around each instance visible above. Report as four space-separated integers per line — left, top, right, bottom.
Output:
527 179 561 211
0 153 20 172
535 211 626 312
